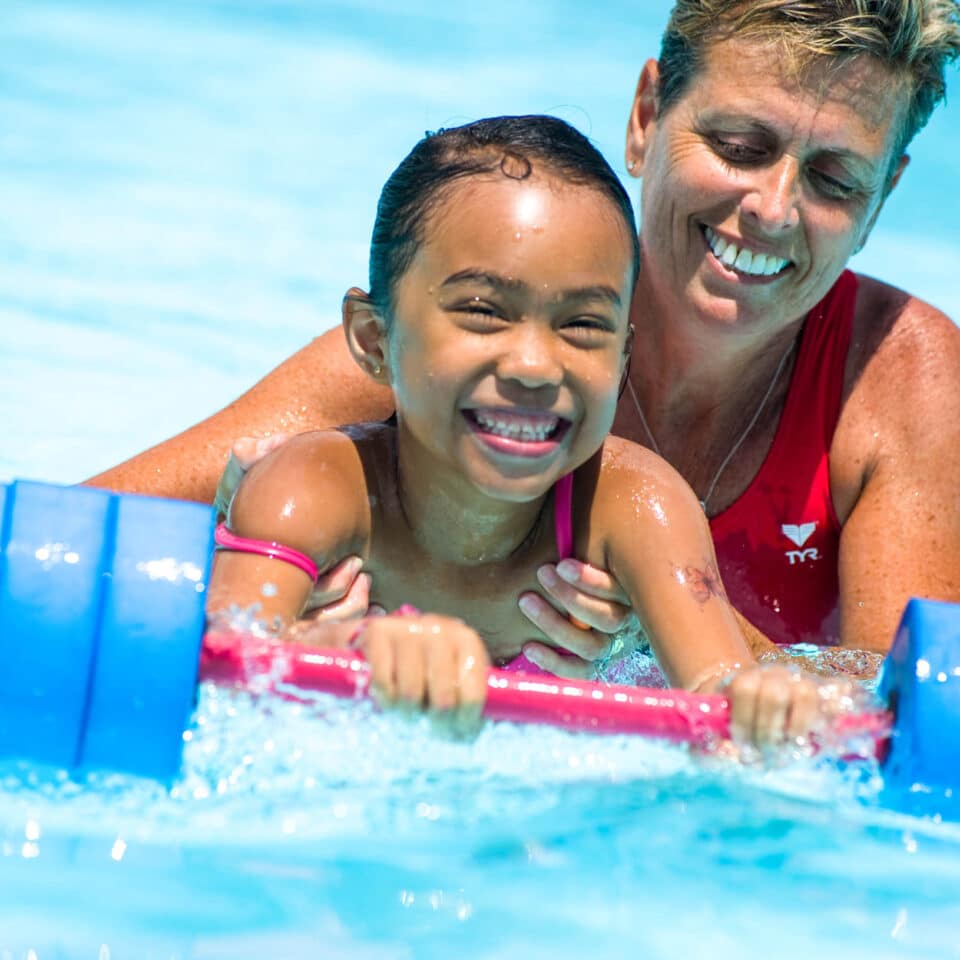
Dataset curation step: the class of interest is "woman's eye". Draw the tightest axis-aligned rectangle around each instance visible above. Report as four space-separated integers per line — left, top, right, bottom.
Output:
710 136 765 164
808 168 857 200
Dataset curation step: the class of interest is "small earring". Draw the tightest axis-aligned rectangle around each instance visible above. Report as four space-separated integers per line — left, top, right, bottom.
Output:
372 362 382 376
626 160 636 171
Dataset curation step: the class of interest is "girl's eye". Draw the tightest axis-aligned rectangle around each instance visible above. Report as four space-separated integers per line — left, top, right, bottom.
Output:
451 299 508 329
561 316 616 341
456 299 497 315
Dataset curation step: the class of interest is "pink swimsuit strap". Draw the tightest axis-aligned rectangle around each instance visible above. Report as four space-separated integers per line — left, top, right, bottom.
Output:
553 472 575 561
214 522 320 583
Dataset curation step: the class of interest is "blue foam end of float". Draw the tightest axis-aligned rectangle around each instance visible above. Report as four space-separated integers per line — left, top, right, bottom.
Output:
880 598 960 819
82 494 214 780
0 480 215 780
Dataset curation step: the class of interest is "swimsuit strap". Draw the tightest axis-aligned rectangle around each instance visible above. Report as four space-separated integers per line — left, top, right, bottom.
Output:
214 522 320 583
554 473 575 560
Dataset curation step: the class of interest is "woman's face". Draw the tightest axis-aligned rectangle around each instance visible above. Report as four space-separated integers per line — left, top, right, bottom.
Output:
382 173 635 504
627 37 909 334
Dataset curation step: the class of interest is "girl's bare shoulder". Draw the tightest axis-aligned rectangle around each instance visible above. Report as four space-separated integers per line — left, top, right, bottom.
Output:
574 436 705 564
595 434 695 503
228 422 394 558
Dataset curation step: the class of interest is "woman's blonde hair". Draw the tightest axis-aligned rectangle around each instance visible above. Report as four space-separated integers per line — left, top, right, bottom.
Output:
658 0 960 161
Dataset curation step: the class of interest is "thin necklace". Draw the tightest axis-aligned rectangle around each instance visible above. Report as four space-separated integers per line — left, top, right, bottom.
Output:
625 339 794 512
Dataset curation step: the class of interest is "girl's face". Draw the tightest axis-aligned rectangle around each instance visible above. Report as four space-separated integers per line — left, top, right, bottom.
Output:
383 173 635 503
627 38 908 334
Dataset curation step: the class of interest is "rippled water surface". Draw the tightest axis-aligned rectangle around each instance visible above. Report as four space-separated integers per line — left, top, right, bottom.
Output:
2 2 960 957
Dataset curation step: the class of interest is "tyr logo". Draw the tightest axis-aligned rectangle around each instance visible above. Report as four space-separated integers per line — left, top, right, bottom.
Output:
781 522 819 565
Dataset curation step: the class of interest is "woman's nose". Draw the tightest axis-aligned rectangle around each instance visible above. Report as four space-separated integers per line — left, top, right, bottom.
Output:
740 155 802 233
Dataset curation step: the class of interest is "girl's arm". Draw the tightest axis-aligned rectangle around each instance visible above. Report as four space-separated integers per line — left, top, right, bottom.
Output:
590 438 839 746
205 430 370 631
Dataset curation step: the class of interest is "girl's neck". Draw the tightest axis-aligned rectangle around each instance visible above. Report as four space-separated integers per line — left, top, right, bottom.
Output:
393 433 551 567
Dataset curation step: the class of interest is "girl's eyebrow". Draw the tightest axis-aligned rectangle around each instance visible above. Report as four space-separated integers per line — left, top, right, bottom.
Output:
440 269 623 306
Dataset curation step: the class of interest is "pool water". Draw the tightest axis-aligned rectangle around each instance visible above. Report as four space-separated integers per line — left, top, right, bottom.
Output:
2 2 960 957
2 674 957 960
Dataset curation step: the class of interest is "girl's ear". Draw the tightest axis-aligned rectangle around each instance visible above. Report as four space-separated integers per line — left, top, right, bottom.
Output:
342 287 390 383
625 59 660 178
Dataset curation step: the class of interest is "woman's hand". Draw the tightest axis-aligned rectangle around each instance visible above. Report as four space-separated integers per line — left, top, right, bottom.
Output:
215 434 382 622
517 559 636 678
354 613 490 738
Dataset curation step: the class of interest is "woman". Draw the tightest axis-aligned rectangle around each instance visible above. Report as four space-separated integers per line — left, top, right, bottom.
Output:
89 0 960 673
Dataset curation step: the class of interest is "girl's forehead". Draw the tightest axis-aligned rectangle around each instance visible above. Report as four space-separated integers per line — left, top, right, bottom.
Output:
425 173 627 246
397 175 635 306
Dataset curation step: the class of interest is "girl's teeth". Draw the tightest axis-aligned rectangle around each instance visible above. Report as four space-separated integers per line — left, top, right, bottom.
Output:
474 413 558 441
705 226 789 277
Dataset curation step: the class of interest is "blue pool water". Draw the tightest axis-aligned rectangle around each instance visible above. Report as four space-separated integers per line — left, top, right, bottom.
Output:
2 2 960 957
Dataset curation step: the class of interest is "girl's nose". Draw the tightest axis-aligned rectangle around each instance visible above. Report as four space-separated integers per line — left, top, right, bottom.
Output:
740 155 801 233
497 325 564 389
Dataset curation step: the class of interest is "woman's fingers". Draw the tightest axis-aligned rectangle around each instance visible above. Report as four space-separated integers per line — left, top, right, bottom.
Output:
534 562 633 634
518 591 612 666
215 434 294 518
231 433 293 470
516 640 597 680
301 558 370 620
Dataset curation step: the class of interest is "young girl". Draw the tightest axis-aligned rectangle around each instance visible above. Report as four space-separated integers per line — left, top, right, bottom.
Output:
207 115 829 746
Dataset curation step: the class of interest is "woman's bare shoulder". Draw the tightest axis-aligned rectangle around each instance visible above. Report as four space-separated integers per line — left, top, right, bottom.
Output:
849 273 959 386
833 273 960 514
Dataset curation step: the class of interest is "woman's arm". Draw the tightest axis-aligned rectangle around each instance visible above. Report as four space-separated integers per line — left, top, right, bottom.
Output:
832 280 960 651
85 327 395 503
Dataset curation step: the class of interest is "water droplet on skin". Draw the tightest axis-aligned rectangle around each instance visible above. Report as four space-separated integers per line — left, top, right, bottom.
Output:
262 582 278 598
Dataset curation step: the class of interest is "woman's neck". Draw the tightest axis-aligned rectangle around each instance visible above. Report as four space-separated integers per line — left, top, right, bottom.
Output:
628 267 803 424
393 435 550 567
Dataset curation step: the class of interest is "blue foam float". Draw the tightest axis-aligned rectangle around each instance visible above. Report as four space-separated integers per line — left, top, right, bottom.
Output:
0 480 215 780
0 478 958 820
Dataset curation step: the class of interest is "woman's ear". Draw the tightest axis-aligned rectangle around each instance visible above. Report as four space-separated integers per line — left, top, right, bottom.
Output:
342 287 390 383
625 59 660 178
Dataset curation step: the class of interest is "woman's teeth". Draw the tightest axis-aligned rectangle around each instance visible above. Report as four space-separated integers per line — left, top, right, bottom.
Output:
705 226 790 276
473 411 559 442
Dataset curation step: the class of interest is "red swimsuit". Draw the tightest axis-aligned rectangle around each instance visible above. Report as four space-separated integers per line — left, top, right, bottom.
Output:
709 270 857 646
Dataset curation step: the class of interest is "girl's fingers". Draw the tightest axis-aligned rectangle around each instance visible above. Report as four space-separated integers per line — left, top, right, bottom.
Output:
426 625 459 713
393 623 428 709
726 669 762 745
535 564 633 634
753 675 792 746
361 626 398 707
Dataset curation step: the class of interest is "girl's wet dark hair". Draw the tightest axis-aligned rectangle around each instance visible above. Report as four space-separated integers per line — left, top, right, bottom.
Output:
368 115 640 322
